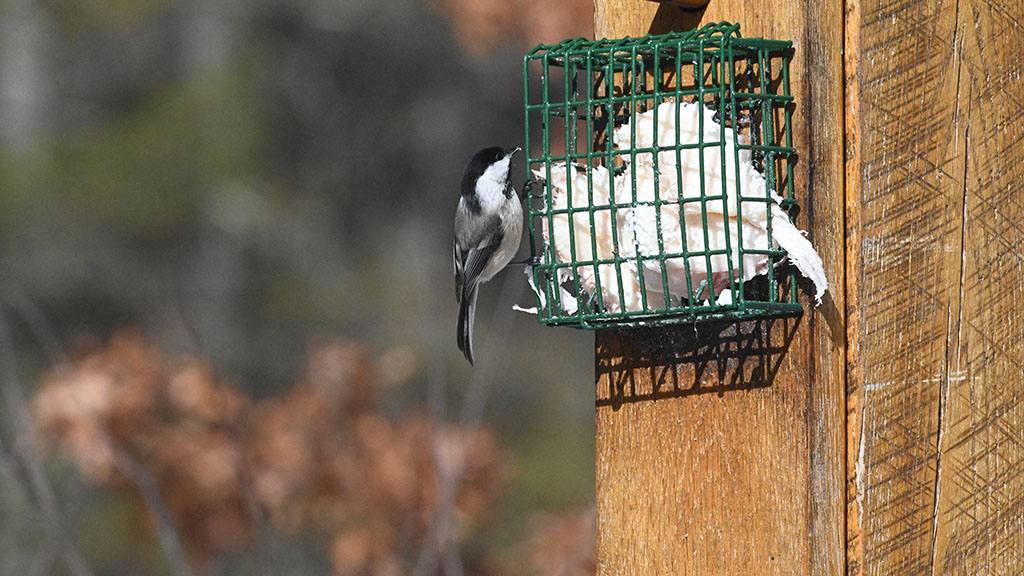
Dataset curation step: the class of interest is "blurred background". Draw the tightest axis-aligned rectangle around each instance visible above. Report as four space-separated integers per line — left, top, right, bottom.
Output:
0 0 597 574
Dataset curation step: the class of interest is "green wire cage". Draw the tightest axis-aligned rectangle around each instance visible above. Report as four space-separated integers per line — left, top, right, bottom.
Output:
523 21 802 329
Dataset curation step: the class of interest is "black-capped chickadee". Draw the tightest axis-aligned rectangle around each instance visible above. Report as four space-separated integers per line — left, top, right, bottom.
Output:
454 146 523 365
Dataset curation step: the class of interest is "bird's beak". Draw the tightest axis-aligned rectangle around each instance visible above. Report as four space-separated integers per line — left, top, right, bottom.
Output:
505 147 521 158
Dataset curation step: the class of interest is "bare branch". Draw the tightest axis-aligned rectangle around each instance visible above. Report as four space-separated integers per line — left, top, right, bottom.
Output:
0 302 97 576
410 222 453 576
413 263 524 576
109 444 197 576
3 284 66 364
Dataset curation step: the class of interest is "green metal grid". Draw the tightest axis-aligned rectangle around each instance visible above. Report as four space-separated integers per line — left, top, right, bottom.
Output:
523 21 803 329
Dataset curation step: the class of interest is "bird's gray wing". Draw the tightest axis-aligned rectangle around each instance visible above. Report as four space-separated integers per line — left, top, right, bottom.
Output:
461 232 503 286
454 212 503 302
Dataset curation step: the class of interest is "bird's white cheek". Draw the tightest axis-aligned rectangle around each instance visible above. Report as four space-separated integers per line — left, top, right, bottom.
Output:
482 157 511 182
478 157 511 205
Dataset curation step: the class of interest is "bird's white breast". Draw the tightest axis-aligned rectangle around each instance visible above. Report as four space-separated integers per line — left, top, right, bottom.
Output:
479 195 523 283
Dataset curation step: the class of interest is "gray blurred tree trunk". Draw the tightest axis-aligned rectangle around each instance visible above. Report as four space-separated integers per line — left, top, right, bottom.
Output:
180 0 235 74
1 0 51 151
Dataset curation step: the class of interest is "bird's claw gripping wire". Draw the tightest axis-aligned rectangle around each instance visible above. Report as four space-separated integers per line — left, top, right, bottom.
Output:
524 177 545 200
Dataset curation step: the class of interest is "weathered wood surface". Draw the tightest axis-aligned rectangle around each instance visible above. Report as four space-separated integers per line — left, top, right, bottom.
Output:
845 0 1024 574
596 0 1024 573
593 1 846 575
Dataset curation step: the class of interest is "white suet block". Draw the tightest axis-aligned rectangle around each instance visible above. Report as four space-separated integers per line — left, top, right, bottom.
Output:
534 100 827 314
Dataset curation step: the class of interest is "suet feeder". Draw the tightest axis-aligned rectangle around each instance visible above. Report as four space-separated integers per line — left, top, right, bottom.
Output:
523 22 817 329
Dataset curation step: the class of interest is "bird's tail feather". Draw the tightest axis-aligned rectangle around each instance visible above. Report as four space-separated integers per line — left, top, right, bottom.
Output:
457 284 479 365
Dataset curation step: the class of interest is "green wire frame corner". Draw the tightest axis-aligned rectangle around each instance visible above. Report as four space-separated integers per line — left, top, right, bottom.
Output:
523 22 804 330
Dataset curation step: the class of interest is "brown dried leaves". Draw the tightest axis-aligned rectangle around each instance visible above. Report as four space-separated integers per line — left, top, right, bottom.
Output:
32 330 507 572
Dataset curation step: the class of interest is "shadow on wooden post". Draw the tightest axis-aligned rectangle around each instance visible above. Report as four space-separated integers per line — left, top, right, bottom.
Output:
647 2 707 35
596 315 801 409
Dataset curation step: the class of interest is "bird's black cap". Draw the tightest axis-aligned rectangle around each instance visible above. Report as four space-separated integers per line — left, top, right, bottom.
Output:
461 146 519 198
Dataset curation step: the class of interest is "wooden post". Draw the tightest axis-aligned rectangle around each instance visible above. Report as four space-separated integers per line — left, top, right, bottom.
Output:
594 0 1024 573
845 0 1024 573
593 1 846 575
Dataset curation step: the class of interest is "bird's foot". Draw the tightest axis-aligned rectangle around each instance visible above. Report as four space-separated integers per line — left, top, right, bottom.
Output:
511 256 543 267
524 177 545 199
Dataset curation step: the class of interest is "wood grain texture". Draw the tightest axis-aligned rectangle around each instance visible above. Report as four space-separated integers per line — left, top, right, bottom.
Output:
593 1 845 574
932 3 1024 570
594 0 1023 572
845 0 1024 573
